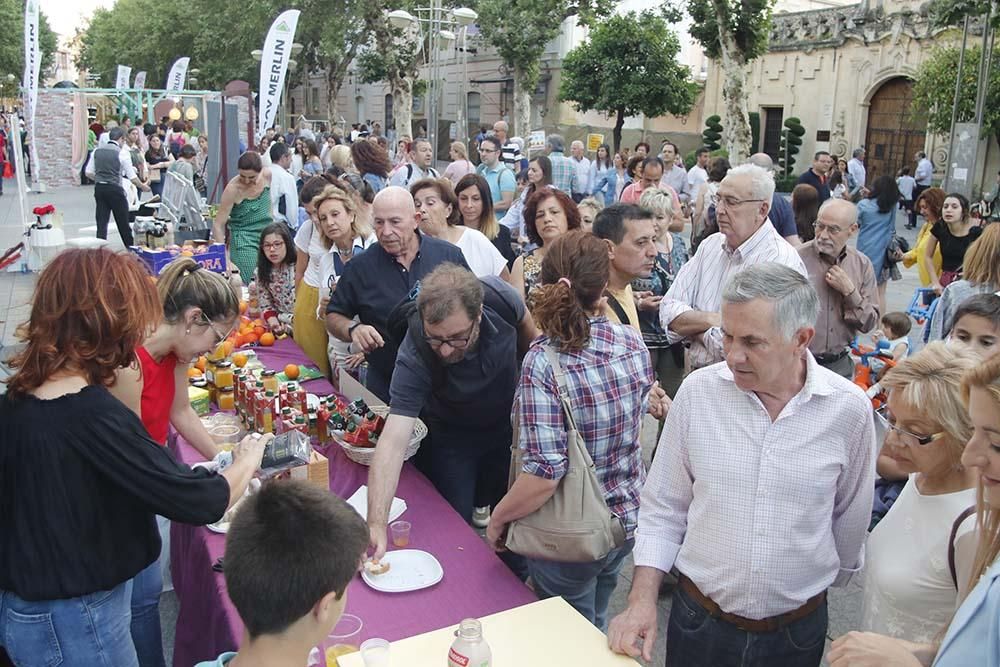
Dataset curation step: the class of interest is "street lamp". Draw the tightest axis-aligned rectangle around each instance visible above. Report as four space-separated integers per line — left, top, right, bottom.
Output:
251 49 264 62
389 4 477 163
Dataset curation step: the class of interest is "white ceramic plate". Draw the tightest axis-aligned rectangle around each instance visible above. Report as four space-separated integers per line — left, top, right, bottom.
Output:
361 550 443 593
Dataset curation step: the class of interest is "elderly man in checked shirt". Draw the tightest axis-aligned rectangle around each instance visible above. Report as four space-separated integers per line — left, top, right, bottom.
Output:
659 163 808 371
610 262 876 667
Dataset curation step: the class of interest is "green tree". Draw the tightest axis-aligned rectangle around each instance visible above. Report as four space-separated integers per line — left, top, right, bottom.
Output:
912 44 1000 150
688 0 774 163
558 11 697 152
778 116 804 177
0 1 58 82
702 114 722 151
477 0 614 137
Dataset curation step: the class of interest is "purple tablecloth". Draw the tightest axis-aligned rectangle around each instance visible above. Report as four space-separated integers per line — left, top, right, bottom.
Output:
169 339 535 666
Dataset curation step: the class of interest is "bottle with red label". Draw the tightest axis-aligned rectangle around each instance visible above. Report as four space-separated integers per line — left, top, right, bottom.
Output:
447 618 491 667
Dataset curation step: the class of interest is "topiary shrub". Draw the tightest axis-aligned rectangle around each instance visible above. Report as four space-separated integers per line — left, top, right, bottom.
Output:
703 115 722 151
778 117 805 178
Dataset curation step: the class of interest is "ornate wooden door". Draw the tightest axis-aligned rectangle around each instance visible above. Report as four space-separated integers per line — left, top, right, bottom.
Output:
864 78 928 184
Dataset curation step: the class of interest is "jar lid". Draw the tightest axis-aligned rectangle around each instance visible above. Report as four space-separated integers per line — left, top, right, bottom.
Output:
216 360 232 369
261 370 277 377
220 387 235 393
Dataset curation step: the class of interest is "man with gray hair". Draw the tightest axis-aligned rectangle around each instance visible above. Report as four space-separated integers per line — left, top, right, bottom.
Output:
365 263 538 561
847 147 868 198
611 261 875 666
748 152 802 245
492 120 523 171
545 134 578 194
798 198 879 378
659 163 807 370
569 139 592 203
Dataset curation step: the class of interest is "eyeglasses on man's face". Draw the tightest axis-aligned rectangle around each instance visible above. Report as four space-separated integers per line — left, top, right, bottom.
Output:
711 195 766 209
424 321 476 349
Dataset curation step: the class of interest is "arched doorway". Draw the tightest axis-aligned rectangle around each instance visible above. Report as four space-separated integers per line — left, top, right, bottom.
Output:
864 77 927 183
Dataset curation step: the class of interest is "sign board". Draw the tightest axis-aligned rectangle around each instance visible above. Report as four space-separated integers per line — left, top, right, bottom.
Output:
945 122 983 199
586 133 604 152
528 130 546 153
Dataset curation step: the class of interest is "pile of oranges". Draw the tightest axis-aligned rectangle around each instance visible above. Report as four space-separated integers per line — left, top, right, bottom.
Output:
233 315 276 348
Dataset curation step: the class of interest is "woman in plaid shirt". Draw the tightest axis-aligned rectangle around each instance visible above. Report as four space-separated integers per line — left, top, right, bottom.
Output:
487 230 662 630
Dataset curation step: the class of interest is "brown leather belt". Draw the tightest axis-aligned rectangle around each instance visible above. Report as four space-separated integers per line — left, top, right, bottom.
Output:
678 574 826 633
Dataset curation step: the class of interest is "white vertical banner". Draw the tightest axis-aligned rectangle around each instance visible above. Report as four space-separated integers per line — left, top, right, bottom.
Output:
115 65 132 90
22 0 40 188
165 57 190 92
134 71 147 90
256 9 300 141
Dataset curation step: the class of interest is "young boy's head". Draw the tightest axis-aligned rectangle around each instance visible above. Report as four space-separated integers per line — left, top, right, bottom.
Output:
224 480 368 645
950 293 1000 358
881 312 912 340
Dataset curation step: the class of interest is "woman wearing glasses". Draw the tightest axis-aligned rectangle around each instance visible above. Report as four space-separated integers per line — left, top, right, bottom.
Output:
860 342 979 644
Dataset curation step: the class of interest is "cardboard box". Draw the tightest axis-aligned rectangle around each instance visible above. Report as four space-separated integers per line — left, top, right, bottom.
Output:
131 243 227 276
189 386 211 416
289 450 329 488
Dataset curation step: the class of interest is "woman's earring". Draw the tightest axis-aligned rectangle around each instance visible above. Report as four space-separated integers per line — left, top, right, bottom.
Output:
185 328 191 335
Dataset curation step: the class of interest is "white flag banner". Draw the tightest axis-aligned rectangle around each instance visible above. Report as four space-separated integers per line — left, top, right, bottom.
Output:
115 65 132 90
134 71 147 90
165 57 190 92
22 0 40 187
256 9 301 141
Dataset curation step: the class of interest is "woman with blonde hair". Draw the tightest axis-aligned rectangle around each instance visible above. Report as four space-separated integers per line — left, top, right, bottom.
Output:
860 343 979 643
328 144 352 172
444 141 475 185
929 221 1000 341
830 354 1000 666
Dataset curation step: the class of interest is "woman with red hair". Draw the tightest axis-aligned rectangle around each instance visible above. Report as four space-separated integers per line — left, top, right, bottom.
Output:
0 249 268 665
510 188 581 305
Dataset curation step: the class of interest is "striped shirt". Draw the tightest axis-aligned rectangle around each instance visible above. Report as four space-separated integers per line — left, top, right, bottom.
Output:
516 319 653 538
659 221 807 370
634 354 876 618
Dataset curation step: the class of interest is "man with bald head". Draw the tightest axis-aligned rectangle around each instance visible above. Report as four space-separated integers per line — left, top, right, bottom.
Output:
326 186 469 399
747 152 801 246
797 198 879 378
492 120 523 171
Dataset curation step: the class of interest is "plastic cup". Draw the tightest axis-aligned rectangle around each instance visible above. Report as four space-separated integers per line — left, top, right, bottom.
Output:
321 613 362 667
390 520 411 548
360 638 391 667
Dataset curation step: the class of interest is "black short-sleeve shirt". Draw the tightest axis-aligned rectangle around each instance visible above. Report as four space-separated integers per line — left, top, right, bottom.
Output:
326 233 469 400
0 386 230 601
931 221 983 272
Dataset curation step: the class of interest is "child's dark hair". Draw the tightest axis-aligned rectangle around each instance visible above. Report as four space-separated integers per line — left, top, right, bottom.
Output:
882 311 912 338
256 223 297 287
224 481 368 638
951 294 1000 334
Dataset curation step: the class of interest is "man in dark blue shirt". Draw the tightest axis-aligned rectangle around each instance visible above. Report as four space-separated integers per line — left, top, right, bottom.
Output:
796 150 833 204
749 153 803 245
326 186 469 400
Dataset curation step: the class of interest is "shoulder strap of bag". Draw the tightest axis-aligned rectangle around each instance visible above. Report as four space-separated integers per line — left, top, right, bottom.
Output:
949 505 976 589
541 344 597 469
604 292 632 326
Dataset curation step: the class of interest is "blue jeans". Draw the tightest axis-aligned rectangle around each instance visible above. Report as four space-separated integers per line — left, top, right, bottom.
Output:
130 561 166 667
526 539 633 631
0 581 138 667
665 582 827 667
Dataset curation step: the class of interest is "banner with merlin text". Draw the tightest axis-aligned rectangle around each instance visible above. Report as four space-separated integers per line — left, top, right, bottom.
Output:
22 0 40 186
166 57 190 92
256 9 300 141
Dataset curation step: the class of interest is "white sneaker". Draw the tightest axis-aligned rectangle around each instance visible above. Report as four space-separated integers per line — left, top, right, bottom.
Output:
472 506 490 528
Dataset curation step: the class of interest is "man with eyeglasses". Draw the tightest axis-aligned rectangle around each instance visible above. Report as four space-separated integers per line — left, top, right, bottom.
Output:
475 136 516 219
365 263 538 564
798 198 879 378
659 164 807 371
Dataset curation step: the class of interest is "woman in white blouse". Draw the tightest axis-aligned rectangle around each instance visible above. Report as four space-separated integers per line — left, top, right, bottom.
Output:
410 178 510 281
861 342 979 643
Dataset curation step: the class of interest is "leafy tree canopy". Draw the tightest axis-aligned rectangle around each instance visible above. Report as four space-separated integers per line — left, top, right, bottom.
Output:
0 0 58 81
687 0 773 62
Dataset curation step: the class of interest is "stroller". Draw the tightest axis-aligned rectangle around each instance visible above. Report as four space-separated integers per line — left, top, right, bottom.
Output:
851 337 898 410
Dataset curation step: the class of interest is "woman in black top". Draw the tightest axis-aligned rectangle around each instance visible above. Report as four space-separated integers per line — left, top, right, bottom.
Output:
0 248 268 667
455 173 519 268
925 192 983 294
144 134 174 198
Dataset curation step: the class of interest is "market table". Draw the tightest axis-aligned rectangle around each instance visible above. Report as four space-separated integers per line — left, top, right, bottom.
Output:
169 338 536 667
338 597 639 667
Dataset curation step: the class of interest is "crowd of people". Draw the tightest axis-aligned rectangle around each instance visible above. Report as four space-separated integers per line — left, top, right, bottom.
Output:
3 117 1000 667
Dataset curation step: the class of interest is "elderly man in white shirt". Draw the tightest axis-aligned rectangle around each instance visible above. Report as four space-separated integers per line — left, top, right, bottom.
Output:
658 163 807 370
569 140 592 203
847 147 868 198
268 142 299 230
610 262 875 666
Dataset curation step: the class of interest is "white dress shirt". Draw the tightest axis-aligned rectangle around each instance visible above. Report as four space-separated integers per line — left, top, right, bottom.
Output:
270 165 299 228
634 354 876 619
848 158 867 191
571 156 592 195
659 221 807 369
915 158 933 186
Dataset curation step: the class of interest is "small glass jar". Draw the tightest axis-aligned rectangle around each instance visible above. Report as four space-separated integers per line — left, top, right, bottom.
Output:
217 387 236 411
214 361 234 390
261 369 279 394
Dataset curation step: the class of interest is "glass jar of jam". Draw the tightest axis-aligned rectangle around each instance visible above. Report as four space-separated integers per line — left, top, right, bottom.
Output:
214 361 234 390
217 387 236 411
261 369 279 394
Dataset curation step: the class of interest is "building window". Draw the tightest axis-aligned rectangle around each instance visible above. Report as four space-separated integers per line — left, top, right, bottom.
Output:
467 92 481 131
311 87 320 115
355 96 366 124
762 107 784 160
385 94 394 130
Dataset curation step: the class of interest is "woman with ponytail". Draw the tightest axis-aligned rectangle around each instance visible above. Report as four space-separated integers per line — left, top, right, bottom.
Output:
0 249 266 666
486 230 657 630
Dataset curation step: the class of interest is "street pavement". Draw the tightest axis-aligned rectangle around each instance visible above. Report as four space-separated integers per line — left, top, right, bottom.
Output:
0 183 925 665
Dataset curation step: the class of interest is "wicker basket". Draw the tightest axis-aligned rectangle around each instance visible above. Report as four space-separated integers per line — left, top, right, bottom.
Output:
335 405 426 466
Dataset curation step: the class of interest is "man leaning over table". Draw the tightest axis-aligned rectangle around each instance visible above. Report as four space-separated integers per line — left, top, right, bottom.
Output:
366 263 538 565
609 262 875 667
658 163 807 372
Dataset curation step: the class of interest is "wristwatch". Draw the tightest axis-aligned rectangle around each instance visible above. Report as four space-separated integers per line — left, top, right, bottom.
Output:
348 322 363 337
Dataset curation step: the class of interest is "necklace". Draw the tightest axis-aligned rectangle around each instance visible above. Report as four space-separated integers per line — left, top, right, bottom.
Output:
336 243 354 256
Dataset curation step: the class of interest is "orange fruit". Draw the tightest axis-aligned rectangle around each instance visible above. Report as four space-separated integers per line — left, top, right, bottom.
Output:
284 364 300 380
232 353 248 368
260 332 276 347
187 367 203 378
253 325 266 337
244 332 259 345
239 301 248 314
222 340 235 357
195 356 207 372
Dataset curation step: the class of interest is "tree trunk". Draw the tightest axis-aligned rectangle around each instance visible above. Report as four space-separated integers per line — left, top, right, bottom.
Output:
512 65 533 139
392 76 414 140
326 70 341 129
716 33 753 165
613 108 625 154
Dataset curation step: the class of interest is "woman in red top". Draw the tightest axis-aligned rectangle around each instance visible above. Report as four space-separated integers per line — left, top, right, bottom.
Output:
110 255 240 667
